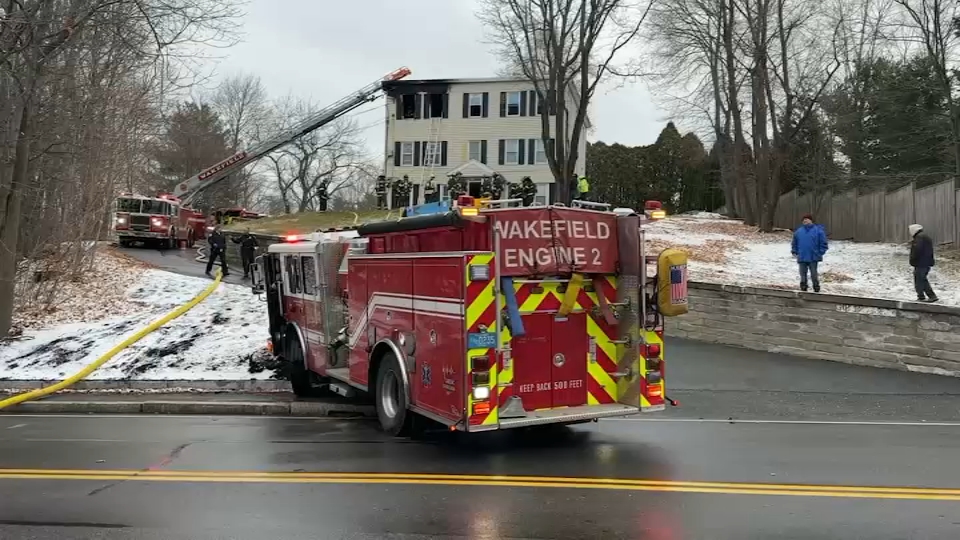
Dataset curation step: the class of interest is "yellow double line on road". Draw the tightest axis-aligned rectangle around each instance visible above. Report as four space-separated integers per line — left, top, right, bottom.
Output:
1 469 959 501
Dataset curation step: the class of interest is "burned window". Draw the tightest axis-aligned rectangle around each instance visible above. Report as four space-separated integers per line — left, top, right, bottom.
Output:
400 94 417 119
425 93 445 118
301 256 317 296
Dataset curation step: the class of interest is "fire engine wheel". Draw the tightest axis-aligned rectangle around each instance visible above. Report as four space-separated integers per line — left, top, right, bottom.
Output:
285 336 314 398
375 355 412 437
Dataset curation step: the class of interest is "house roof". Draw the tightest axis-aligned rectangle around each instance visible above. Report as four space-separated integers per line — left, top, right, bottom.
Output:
386 76 531 86
447 159 496 178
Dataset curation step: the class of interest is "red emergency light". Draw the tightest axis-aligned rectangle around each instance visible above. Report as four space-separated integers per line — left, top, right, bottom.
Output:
284 234 301 242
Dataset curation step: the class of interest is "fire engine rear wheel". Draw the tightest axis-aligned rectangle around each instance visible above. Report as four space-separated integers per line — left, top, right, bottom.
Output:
375 355 412 437
285 335 313 397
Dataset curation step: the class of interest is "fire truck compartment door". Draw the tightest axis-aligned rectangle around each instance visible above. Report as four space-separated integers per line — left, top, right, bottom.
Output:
550 313 589 408
509 312 589 411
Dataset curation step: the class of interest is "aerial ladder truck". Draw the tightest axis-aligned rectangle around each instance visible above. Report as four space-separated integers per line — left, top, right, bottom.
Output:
113 67 413 249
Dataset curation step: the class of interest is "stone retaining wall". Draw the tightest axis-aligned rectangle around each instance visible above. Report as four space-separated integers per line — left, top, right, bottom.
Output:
671 283 960 376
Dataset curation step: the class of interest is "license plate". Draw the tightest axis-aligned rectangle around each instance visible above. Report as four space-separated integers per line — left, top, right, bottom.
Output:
467 332 497 349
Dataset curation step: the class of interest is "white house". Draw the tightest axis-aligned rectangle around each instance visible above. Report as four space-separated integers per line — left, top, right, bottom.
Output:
382 77 589 207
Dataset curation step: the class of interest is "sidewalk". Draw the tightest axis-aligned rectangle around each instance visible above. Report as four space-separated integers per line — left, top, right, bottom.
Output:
0 392 375 417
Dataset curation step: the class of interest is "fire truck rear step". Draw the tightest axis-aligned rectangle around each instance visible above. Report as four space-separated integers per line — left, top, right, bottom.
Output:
497 403 639 429
328 381 356 398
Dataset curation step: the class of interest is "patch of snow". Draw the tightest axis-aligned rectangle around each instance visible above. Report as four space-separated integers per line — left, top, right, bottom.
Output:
14 247 147 331
643 215 960 306
2 270 272 381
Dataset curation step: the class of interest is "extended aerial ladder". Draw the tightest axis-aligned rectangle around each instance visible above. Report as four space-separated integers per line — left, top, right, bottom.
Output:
172 67 412 206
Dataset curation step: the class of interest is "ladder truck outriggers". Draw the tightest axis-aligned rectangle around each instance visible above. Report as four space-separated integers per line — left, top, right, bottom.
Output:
250 197 690 436
113 66 413 248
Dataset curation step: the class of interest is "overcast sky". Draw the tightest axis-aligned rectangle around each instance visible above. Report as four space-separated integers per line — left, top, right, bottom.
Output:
212 0 677 157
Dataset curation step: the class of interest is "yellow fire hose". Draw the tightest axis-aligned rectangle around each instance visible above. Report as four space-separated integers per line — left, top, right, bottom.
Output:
0 270 224 411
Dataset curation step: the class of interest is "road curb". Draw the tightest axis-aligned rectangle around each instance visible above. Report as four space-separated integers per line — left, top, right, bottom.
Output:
1 399 376 417
0 380 291 393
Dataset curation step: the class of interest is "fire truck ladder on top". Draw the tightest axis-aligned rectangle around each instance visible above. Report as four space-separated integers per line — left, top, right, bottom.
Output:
172 67 413 206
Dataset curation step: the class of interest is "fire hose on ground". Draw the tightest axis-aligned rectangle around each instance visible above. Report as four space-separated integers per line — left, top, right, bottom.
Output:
0 270 224 411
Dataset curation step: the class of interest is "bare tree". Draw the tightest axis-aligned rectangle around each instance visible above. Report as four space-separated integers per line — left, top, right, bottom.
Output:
477 0 653 203
212 73 270 208
0 0 242 336
263 97 369 213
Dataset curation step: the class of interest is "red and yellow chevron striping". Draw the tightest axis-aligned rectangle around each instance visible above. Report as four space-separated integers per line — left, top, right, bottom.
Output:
463 253 659 429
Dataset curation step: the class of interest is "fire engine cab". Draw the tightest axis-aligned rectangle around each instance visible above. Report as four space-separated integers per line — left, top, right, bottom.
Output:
251 198 688 435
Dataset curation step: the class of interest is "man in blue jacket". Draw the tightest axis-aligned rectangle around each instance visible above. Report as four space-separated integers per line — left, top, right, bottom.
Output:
791 213 828 292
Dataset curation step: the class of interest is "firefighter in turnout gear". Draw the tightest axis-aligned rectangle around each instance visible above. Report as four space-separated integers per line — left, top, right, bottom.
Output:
205 226 229 278
518 176 537 207
424 176 437 203
375 175 388 210
231 228 259 279
317 181 329 211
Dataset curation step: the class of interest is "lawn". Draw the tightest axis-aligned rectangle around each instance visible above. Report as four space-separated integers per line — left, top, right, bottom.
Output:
223 209 401 236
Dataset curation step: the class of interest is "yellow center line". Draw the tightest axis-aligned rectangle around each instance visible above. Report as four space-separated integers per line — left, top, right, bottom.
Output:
1 469 958 501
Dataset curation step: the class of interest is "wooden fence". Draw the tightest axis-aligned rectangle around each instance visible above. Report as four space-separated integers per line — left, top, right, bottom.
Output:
774 180 960 246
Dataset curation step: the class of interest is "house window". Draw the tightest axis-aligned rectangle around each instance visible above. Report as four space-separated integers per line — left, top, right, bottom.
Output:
506 91 522 116
535 183 549 206
468 140 482 162
535 139 547 164
505 139 520 164
423 142 442 166
400 142 414 166
468 93 483 117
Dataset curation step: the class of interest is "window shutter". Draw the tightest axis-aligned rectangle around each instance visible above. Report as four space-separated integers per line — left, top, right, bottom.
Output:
462 93 469 118
528 139 537 164
394 142 401 166
517 139 526 165
414 94 422 119
482 92 489 117
548 183 556 204
396 98 402 120
441 141 448 166
498 140 505 165
499 92 506 117
480 140 488 164
442 94 449 118
414 141 421 166
519 91 527 116
529 91 538 115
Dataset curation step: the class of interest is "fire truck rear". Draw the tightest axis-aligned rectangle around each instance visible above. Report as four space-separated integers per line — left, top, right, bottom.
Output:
251 199 688 435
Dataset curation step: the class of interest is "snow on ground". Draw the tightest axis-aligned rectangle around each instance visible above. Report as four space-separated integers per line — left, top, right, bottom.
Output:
1 269 273 380
13 246 147 331
645 212 960 306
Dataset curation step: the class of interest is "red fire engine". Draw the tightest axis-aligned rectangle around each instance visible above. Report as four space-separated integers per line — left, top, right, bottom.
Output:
113 66 413 248
114 193 207 248
251 197 689 435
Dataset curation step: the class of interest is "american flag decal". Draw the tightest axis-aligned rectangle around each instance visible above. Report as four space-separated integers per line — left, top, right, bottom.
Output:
669 264 688 305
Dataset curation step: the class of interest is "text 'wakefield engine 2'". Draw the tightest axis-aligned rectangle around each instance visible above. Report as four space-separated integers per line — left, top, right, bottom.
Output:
251 198 688 435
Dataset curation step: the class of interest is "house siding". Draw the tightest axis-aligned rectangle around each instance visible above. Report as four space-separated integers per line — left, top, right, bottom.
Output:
384 79 587 205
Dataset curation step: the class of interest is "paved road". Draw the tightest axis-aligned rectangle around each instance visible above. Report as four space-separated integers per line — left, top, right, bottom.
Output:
118 244 249 286
2 411 960 539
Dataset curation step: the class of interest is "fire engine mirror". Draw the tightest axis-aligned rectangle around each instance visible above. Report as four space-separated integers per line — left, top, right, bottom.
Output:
250 263 264 294
468 264 490 281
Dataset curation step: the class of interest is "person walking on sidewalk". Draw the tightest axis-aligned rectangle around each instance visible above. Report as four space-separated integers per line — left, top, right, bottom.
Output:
909 223 938 303
231 228 259 279
205 226 229 278
791 213 828 292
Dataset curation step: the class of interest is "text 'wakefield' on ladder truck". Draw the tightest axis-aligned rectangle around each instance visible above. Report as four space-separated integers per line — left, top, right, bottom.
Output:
249 195 687 436
112 66 413 249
